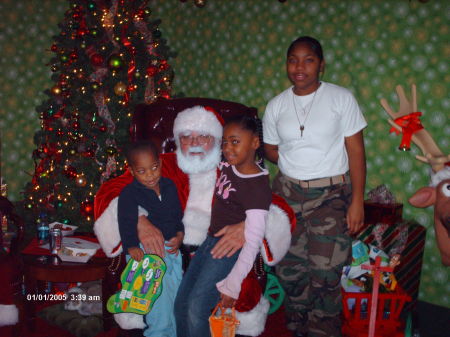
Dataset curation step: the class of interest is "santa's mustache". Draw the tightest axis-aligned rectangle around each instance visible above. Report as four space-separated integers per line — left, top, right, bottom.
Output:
188 146 206 155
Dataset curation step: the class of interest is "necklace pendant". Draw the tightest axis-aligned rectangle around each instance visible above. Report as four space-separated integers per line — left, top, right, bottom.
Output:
300 125 305 137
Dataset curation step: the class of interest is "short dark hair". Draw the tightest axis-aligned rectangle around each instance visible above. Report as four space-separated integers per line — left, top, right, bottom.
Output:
125 140 159 166
287 36 324 61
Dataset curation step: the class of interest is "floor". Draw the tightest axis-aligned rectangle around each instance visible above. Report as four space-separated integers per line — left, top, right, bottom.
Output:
413 301 450 337
1 301 449 337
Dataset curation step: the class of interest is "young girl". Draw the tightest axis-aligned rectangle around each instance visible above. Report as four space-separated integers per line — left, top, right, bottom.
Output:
118 140 184 337
174 115 272 337
263 36 367 337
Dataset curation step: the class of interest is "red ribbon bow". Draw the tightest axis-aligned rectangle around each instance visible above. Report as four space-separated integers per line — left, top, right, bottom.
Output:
390 112 424 151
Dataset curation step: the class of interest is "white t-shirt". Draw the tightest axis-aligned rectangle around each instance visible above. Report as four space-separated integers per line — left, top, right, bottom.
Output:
263 82 367 180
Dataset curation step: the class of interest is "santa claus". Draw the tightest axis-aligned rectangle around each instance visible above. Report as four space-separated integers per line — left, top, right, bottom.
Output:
94 105 294 336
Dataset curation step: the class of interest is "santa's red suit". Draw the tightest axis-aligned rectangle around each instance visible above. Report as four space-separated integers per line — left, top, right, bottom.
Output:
94 107 295 336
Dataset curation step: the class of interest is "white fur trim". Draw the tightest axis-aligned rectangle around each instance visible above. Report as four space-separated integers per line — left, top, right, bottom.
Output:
173 106 223 139
0 304 19 327
94 197 122 257
94 198 148 257
183 208 210 245
261 204 292 266
113 312 146 330
431 166 450 187
236 296 270 336
183 170 216 245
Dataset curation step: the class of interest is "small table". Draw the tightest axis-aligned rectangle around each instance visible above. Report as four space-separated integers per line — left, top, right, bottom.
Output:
22 245 113 331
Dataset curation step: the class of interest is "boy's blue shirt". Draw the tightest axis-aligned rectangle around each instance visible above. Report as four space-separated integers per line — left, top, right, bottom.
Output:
118 176 184 251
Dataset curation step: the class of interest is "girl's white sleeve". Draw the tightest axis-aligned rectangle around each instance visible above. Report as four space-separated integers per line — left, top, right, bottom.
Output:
216 209 268 299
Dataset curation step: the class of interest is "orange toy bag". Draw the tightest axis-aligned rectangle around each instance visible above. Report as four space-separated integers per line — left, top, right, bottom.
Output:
209 303 240 337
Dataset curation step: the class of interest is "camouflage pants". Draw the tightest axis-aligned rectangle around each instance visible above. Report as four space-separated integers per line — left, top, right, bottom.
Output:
273 172 352 337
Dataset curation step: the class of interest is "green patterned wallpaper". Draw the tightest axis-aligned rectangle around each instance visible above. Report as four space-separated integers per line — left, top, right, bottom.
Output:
0 0 448 306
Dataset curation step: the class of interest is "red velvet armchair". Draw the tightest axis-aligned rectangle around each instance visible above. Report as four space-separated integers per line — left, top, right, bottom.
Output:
93 98 295 334
130 97 258 151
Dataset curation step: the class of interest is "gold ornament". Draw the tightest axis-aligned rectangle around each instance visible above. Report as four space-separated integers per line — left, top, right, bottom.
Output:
114 81 127 96
76 175 87 187
194 0 207 7
51 85 62 95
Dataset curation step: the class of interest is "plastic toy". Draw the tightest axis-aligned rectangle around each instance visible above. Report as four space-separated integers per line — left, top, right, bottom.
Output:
107 254 166 315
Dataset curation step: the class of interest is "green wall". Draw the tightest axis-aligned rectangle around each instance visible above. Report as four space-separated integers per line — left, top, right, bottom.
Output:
0 0 448 306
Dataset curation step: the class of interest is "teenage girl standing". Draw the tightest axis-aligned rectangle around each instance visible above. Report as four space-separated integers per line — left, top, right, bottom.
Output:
174 115 272 337
263 36 367 337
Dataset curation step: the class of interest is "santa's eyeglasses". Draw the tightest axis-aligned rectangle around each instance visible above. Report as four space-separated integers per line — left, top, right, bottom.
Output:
179 134 213 145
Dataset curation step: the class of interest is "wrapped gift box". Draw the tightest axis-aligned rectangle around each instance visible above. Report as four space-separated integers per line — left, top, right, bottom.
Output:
356 221 426 311
364 201 403 225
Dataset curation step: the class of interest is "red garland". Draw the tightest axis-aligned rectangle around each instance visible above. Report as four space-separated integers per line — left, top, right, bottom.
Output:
389 112 424 151
31 143 62 185
76 7 88 37
121 24 136 104
54 104 66 119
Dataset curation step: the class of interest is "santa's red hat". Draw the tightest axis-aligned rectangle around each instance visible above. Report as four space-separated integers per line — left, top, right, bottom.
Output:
173 105 224 140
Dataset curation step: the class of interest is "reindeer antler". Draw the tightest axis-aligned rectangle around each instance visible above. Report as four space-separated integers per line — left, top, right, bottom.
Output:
380 84 449 172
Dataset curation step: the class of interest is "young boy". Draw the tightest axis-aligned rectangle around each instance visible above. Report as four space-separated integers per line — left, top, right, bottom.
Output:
118 140 184 337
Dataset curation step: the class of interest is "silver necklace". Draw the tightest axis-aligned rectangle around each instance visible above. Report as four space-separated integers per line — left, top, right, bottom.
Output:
292 85 319 137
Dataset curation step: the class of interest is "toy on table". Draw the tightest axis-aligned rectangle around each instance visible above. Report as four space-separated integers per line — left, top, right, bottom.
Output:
107 254 166 315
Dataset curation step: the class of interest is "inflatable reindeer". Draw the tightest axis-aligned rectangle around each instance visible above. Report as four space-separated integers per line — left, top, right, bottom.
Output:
380 84 450 266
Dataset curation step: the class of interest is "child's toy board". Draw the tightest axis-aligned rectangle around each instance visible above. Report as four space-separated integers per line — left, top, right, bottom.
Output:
107 254 166 315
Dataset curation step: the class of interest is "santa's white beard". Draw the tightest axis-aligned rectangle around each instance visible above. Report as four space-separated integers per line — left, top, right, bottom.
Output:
176 143 221 174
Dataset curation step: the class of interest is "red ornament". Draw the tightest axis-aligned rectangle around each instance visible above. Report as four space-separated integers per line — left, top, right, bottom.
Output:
64 166 77 179
136 9 146 19
83 150 95 157
51 44 58 52
70 51 78 60
99 125 107 132
90 53 104 67
146 65 158 77
77 28 88 37
159 60 169 71
76 71 85 80
81 201 94 217
160 90 171 99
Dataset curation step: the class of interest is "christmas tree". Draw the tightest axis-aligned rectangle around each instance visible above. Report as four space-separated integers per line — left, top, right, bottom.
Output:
21 0 175 231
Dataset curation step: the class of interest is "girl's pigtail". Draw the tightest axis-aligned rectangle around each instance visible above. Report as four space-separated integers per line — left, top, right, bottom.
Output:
255 117 265 168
